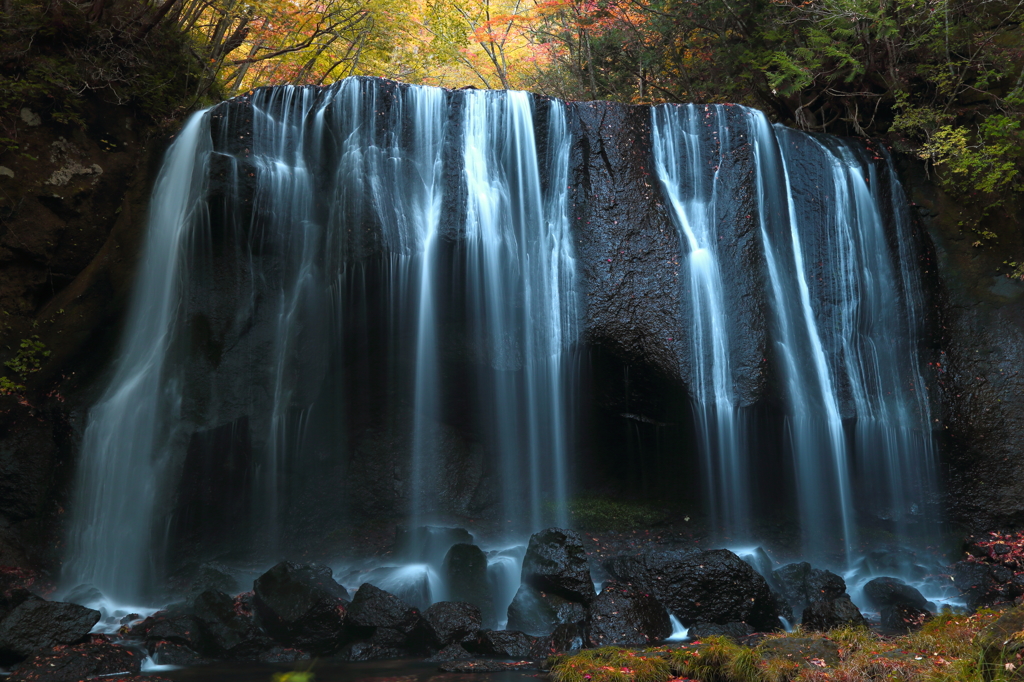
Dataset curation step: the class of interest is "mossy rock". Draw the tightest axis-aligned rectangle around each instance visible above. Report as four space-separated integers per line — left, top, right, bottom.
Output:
758 636 841 667
975 605 1024 680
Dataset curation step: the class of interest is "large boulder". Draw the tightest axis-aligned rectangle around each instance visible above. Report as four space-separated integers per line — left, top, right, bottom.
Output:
520 528 596 604
880 603 932 633
506 584 586 637
0 589 40 622
7 640 141 682
419 601 482 648
129 610 202 651
442 544 492 617
771 562 847 618
190 589 270 658
801 596 868 631
0 600 100 661
863 577 934 612
950 560 1016 610
470 629 538 658
640 548 781 631
253 561 349 652
586 581 671 647
345 582 421 655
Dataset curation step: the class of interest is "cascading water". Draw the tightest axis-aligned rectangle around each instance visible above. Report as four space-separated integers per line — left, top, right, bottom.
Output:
63 112 212 602
461 90 579 530
651 104 749 540
64 79 579 601
748 111 935 560
64 77 938 609
748 113 856 560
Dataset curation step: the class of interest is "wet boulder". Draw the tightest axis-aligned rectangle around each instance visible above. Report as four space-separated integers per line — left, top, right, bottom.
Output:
951 560 1015 610
688 621 755 642
129 610 202 650
801 596 867 631
0 600 101 661
346 583 420 644
188 565 240 597
253 561 350 652
442 544 492 616
586 581 671 647
520 528 596 604
469 629 537 658
602 555 649 587
190 589 268 657
506 584 586 637
0 589 40 622
863 577 934 612
642 548 781 631
419 601 481 648
880 603 932 632
7 640 141 682
771 562 847 618
426 642 475 662
547 622 585 653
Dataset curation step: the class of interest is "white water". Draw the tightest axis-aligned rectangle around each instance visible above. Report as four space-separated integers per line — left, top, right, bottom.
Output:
652 104 748 540
462 90 579 530
667 614 688 641
63 111 212 601
62 80 937 605
748 112 855 561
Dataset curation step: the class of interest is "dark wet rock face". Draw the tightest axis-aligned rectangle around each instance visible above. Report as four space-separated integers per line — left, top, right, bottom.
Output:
506 584 586 637
470 629 537 658
520 528 596 604
442 544 491 618
586 580 671 647
801 596 867 631
880 603 932 632
189 589 268 658
772 562 848 618
252 561 349 652
128 611 202 650
346 583 420 636
0 600 100 661
637 547 781 631
419 601 482 648
950 560 1016 611
863 577 934 612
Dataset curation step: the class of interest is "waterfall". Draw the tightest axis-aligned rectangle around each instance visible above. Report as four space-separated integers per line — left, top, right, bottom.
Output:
651 104 748 540
461 90 579 530
63 79 936 601
747 111 934 560
63 79 579 601
63 111 212 601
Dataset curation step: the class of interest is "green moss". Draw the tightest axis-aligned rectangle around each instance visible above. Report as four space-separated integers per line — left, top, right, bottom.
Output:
566 496 667 531
550 648 671 682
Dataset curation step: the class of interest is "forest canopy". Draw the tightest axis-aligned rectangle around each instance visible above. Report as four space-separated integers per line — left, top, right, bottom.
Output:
1 0 1022 246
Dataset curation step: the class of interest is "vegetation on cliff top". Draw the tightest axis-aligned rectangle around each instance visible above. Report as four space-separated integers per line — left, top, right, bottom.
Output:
1 0 1021 259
